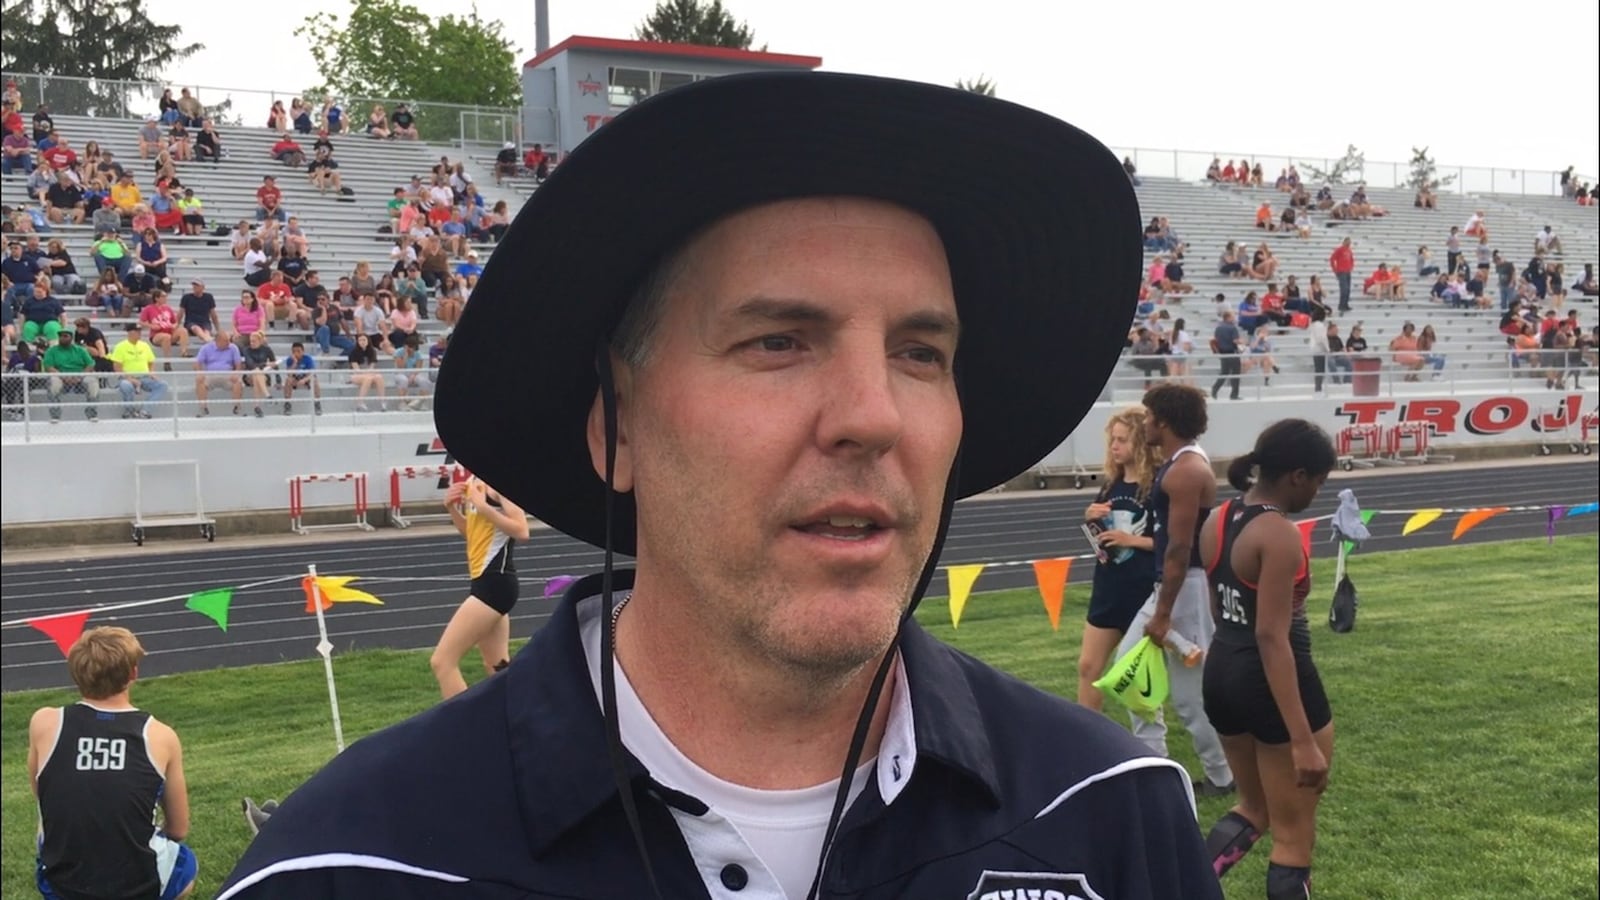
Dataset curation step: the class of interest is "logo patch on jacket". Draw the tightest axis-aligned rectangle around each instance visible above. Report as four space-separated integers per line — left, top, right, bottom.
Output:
966 870 1105 900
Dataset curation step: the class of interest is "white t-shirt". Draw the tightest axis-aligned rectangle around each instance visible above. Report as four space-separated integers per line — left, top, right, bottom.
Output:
242 248 268 276
578 593 916 900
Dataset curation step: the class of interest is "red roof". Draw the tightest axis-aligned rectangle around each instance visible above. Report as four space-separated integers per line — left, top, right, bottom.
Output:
523 35 821 71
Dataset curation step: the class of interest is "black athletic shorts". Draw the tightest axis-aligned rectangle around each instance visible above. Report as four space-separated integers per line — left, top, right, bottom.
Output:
1202 640 1332 744
469 571 519 615
1087 581 1150 632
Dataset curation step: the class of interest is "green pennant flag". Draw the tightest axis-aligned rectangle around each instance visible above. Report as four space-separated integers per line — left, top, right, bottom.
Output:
185 588 235 632
1342 509 1379 556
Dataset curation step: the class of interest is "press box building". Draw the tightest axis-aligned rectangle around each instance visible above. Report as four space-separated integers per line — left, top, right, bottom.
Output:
520 36 822 155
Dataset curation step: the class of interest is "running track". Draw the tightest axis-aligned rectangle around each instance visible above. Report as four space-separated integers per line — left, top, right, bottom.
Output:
3 461 1596 692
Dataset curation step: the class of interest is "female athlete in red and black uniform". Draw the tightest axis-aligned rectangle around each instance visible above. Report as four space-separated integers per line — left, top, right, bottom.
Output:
1198 419 1338 899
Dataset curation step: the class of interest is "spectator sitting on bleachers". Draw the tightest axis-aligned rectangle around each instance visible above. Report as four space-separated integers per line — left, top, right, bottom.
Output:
2 122 33 175
390 103 419 140
1389 322 1426 380
175 188 206 237
135 229 171 291
3 240 41 299
1313 184 1334 210
276 243 309 288
167 120 191 161
1575 264 1598 297
110 172 141 220
351 290 386 343
123 263 158 311
43 238 84 295
137 115 163 159
1363 263 1399 301
495 142 519 184
482 200 511 243
1415 182 1437 209
438 209 469 257
1236 291 1262 333
73 316 111 373
391 333 430 408
1463 209 1487 238
41 170 85 226
1417 325 1447 377
240 330 277 417
1509 320 1540 369
95 147 123 182
255 175 287 223
1465 267 1491 310
347 260 377 298
1205 158 1222 181
38 134 76 177
1273 169 1290 192
280 341 322 414
1417 245 1440 278
363 104 390 139
271 132 304 168
1473 234 1491 272
232 288 267 341
1250 242 1279 281
149 184 183 233
1348 185 1373 219
1541 317 1578 389
1259 283 1290 327
3 339 39 418
417 236 449 288
523 143 550 181
256 270 303 329
1125 325 1165 386
42 327 98 421
1324 321 1349 383
391 264 425 316
386 293 419 345
193 329 243 416
88 267 126 316
322 98 346 135
1241 326 1278 384
347 332 386 410
1254 201 1277 231
24 164 54 203
291 98 315 135
310 290 354 355
223 219 254 260
129 203 156 236
1160 254 1192 295
1534 225 1564 256
308 146 344 195
193 120 222 163
1249 161 1264 187
152 148 179 189
1217 241 1245 278
21 278 65 343
139 289 185 359
178 279 219 345
295 268 328 309
175 88 203 128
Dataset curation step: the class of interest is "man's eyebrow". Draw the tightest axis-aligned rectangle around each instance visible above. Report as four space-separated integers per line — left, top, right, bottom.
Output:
729 297 961 339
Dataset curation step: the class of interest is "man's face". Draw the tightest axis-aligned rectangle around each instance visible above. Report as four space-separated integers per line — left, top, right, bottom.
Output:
598 197 963 678
215 334 230 348
127 329 142 345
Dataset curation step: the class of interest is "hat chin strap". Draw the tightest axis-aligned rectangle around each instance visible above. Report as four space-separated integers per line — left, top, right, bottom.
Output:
596 340 665 900
802 453 960 900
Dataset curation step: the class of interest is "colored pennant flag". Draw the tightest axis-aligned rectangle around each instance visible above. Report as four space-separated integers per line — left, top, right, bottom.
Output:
185 588 234 632
543 574 578 599
1547 505 1566 544
302 576 384 613
28 611 92 658
1341 509 1378 556
1031 558 1072 631
1402 509 1443 536
946 564 985 629
1295 519 1317 560
1453 507 1509 540
1566 502 1599 518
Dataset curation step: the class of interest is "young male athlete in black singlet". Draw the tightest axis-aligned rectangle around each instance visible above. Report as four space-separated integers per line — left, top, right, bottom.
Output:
29 626 198 900
1199 419 1338 899
1116 383 1234 795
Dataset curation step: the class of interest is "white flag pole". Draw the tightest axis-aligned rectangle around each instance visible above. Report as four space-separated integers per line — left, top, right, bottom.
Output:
307 564 346 754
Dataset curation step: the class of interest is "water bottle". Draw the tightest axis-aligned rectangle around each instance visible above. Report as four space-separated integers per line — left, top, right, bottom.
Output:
1163 630 1205 667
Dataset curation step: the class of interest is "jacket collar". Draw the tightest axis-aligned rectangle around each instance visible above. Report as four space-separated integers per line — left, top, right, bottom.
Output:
506 569 999 857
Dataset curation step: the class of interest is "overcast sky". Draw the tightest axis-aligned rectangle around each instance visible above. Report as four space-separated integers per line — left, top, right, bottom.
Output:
140 0 1599 179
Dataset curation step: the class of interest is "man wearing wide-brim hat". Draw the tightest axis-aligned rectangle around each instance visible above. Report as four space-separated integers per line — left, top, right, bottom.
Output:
222 72 1222 900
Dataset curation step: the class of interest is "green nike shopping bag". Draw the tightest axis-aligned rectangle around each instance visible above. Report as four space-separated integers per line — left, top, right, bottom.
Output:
1093 636 1170 719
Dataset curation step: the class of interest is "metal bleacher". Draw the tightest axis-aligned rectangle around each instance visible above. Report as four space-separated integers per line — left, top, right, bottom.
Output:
1114 174 1598 401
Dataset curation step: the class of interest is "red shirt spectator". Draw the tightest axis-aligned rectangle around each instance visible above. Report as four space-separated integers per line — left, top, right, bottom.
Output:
1329 241 1355 274
259 281 293 308
1261 290 1285 314
139 300 178 336
41 143 76 171
426 204 452 228
257 179 282 210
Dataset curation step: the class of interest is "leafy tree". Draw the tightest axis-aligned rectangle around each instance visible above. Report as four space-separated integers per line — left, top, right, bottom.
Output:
297 0 520 140
1300 144 1365 186
635 0 759 49
0 0 202 118
955 76 997 97
1404 146 1457 193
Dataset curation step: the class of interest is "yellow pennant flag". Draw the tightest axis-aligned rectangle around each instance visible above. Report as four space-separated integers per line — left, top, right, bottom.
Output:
1031 558 1072 631
1453 507 1509 540
1402 509 1443 537
946 564 985 629
303 575 384 613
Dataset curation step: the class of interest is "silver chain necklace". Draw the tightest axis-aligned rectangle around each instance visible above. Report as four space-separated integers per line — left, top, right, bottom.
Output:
609 591 633 649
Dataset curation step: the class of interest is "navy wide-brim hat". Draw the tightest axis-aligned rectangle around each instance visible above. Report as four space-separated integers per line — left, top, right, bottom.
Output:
435 71 1140 554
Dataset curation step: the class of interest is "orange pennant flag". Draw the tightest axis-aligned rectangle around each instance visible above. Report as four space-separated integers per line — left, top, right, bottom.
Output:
1031 558 1072 631
1453 507 1509 540
302 575 384 613
1295 519 1317 560
28 611 92 657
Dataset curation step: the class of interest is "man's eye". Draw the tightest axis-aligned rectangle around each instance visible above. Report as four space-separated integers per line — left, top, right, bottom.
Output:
757 335 797 353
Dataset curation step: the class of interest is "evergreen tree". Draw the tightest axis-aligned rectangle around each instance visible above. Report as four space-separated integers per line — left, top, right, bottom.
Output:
635 0 759 49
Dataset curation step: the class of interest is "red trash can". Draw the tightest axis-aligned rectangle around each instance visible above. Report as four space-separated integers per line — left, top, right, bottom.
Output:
1351 355 1383 397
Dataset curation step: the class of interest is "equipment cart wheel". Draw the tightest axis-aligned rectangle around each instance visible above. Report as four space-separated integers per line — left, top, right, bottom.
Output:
132 527 145 546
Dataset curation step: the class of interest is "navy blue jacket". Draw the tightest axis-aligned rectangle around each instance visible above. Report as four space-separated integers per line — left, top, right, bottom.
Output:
220 572 1222 899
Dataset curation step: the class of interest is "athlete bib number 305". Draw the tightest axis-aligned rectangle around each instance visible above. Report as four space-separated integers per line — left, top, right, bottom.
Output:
1216 585 1249 626
75 737 128 771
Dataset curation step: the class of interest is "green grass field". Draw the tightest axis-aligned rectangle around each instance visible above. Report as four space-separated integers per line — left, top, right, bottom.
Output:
4 536 1597 899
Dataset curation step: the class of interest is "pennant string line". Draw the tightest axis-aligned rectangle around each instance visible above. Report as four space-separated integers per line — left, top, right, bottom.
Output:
0 573 303 629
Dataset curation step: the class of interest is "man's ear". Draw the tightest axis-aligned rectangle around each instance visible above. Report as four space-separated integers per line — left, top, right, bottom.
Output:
585 354 634 494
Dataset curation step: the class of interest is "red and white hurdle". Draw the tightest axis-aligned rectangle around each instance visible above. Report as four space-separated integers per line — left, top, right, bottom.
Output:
288 472 375 535
1335 424 1383 471
388 465 469 528
1380 421 1451 466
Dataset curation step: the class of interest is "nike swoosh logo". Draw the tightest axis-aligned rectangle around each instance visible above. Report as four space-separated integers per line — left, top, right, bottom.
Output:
1138 668 1154 698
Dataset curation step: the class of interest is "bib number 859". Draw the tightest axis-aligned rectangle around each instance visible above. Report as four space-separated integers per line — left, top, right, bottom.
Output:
75 737 127 771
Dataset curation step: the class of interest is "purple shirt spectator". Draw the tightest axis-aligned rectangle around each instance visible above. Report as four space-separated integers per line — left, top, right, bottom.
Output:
196 341 242 371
